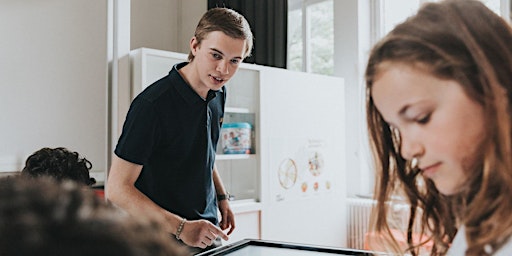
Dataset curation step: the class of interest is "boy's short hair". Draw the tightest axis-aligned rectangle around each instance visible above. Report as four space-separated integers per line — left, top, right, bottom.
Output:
188 7 253 62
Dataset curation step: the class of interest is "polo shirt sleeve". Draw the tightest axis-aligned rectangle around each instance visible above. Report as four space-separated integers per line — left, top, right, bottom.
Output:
114 97 160 165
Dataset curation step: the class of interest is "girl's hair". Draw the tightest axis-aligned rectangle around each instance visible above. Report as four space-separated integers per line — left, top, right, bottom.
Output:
365 0 512 255
188 7 253 62
22 147 96 186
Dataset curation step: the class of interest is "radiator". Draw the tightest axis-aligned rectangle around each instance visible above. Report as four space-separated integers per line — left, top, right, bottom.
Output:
346 197 375 250
346 197 415 250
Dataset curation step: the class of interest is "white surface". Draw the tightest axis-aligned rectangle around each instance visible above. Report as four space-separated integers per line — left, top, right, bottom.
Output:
216 154 256 161
0 155 20 173
448 225 512 256
225 107 250 113
130 0 178 52
1 1 109 176
259 67 347 247
221 246 352 256
131 48 188 95
226 211 261 245
230 200 262 214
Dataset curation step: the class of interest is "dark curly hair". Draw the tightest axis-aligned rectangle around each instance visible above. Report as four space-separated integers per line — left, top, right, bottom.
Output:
22 147 96 186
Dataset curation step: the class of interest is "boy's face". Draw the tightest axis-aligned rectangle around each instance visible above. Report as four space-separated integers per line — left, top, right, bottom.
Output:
189 31 246 91
371 63 486 195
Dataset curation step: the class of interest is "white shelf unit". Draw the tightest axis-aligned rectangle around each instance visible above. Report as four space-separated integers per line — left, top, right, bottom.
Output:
212 66 260 203
216 154 256 161
225 107 250 113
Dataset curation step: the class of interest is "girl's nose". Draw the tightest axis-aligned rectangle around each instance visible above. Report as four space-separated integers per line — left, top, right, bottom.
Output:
400 133 424 161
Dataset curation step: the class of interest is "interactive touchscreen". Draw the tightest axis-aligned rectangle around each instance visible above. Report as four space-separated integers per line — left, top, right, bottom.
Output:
195 239 382 256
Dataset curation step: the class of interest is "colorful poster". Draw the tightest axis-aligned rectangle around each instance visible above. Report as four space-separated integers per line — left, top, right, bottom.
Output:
270 138 336 202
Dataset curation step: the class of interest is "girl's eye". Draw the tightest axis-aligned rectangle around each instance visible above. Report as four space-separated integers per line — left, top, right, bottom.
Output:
417 113 431 124
230 59 240 65
212 53 222 59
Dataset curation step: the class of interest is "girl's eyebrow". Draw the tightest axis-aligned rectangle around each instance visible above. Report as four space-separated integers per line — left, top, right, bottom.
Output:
399 104 411 117
384 104 411 128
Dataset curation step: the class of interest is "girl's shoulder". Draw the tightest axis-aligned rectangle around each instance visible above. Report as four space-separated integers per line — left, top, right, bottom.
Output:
494 237 512 256
446 226 512 256
446 226 466 255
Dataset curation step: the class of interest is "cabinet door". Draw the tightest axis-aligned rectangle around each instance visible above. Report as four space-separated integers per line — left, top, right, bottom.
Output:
226 211 261 244
259 68 347 247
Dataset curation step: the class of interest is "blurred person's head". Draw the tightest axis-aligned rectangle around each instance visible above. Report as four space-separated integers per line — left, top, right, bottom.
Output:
0 176 190 256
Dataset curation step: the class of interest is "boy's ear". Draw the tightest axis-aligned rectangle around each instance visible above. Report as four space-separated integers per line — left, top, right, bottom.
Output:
190 37 200 56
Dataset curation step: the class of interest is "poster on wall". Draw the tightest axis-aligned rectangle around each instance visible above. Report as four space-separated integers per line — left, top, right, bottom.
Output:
270 137 337 202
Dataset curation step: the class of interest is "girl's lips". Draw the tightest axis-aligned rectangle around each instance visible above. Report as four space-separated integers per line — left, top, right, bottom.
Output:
421 162 441 178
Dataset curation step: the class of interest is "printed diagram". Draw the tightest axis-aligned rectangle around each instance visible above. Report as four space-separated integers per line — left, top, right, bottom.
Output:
278 158 298 189
308 152 324 176
272 139 336 202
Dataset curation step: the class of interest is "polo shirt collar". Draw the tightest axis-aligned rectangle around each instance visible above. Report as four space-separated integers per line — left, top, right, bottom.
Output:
170 62 223 105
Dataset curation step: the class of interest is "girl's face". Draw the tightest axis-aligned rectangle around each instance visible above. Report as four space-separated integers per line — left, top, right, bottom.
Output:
371 63 486 195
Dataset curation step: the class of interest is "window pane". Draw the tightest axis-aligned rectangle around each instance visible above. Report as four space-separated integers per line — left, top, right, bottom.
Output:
288 8 303 72
307 0 334 75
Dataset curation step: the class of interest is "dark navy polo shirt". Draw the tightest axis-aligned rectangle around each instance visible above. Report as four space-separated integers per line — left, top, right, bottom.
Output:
114 62 225 225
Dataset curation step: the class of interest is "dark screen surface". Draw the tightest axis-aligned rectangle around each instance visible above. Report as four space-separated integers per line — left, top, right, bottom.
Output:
195 239 387 256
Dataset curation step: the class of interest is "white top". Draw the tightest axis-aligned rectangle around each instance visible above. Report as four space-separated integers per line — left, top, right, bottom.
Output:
447 226 512 255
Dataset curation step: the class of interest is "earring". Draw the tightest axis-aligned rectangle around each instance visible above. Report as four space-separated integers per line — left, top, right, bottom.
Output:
410 157 419 170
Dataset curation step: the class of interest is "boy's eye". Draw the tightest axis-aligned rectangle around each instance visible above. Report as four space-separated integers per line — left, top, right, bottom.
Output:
212 53 222 59
230 59 240 65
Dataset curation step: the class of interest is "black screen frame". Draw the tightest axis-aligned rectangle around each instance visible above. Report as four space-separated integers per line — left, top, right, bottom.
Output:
195 239 384 255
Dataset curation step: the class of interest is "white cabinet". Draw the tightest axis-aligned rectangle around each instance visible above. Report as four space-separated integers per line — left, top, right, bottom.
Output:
131 48 347 247
226 209 260 243
258 67 347 247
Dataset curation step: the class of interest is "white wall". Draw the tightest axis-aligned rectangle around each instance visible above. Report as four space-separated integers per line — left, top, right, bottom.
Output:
130 0 206 53
176 0 207 53
130 0 178 52
0 0 109 180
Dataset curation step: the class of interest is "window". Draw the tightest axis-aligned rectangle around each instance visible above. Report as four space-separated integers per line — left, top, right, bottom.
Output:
287 0 334 76
374 0 508 42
